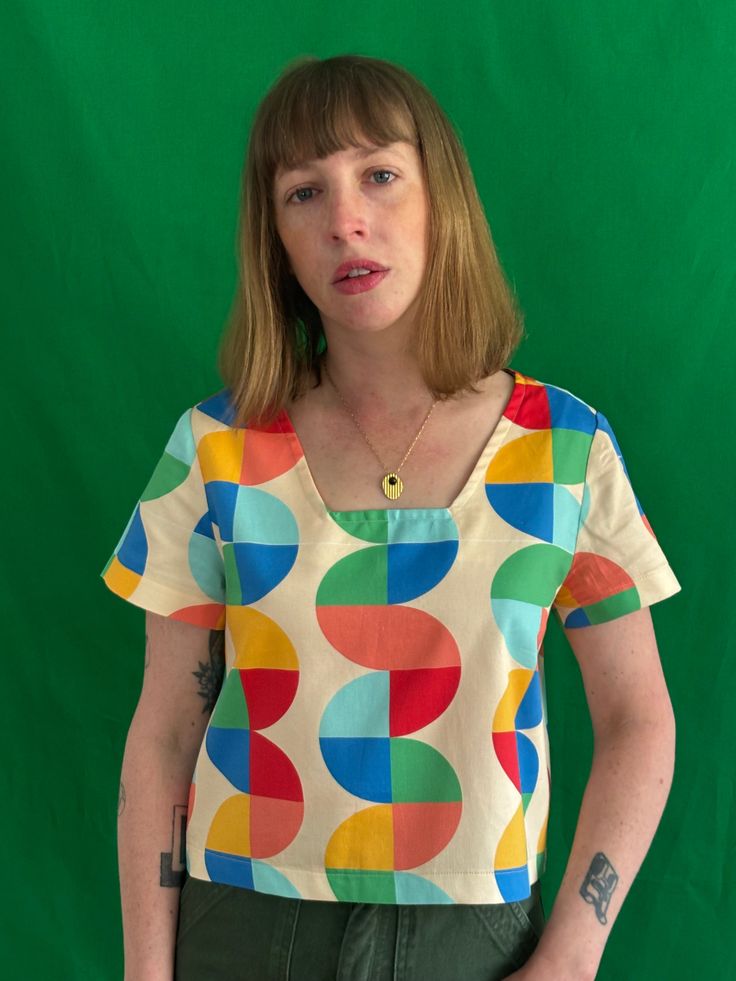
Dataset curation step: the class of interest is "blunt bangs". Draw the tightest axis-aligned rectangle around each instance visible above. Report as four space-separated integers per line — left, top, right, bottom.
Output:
250 57 420 191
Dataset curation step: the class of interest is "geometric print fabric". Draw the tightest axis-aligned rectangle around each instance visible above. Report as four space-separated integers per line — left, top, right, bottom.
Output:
100 368 681 904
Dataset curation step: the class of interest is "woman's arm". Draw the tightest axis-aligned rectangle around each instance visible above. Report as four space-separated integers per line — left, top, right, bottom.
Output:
512 607 676 981
118 612 224 981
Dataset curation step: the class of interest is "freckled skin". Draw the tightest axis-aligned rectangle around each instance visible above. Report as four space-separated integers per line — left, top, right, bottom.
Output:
273 141 430 344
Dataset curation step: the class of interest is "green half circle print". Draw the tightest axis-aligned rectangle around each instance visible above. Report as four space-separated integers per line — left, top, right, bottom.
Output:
141 451 191 501
317 546 389 606
390 738 462 803
491 543 571 606
142 409 196 501
491 544 572 668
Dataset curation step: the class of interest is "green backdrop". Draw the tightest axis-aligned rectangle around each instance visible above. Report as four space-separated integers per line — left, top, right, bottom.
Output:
3 1 733 978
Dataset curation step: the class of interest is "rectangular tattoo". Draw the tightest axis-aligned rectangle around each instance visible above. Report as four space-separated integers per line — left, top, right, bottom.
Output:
579 851 619 925
160 804 188 887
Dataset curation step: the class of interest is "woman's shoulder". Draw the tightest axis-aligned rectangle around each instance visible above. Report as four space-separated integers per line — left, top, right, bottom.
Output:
190 371 605 438
189 387 290 437
191 387 238 427
509 366 601 433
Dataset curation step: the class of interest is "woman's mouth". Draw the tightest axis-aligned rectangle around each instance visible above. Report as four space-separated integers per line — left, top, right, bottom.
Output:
333 269 390 295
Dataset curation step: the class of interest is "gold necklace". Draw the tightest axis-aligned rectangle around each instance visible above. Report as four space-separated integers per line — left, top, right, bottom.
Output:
322 361 439 500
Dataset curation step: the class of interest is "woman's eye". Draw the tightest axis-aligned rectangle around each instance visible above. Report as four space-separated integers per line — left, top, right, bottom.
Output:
287 169 397 204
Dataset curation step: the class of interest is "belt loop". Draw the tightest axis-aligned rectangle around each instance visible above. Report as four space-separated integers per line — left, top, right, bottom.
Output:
282 899 302 981
392 905 402 981
392 904 413 981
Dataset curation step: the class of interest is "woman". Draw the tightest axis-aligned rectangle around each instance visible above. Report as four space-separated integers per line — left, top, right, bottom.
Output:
101 54 681 981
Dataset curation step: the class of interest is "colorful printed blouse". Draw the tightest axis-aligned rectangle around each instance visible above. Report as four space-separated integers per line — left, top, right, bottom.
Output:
100 368 681 905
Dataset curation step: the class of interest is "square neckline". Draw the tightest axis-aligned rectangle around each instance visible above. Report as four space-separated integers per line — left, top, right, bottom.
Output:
276 367 525 523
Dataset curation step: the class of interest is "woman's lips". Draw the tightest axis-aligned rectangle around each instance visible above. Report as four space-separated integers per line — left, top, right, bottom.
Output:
332 259 387 281
333 269 389 295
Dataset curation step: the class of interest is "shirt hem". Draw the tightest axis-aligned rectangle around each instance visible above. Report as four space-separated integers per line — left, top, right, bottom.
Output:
185 845 543 905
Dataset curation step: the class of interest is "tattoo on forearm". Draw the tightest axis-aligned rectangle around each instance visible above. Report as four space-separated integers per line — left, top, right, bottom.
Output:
144 631 151 671
118 781 126 816
160 804 188 887
192 630 225 714
579 851 619 925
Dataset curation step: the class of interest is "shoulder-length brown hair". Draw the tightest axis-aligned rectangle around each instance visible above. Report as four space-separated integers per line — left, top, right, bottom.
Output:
217 54 525 427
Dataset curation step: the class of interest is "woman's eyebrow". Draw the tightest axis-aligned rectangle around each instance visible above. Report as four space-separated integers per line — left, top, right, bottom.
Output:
278 144 406 179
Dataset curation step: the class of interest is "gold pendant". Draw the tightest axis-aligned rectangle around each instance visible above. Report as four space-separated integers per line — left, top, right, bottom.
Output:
381 472 403 500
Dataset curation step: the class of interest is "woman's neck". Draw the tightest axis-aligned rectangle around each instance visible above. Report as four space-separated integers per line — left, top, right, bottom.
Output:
316 322 435 417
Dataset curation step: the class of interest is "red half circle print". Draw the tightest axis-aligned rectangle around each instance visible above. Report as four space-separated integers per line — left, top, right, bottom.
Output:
317 604 461 671
556 552 635 609
393 802 463 869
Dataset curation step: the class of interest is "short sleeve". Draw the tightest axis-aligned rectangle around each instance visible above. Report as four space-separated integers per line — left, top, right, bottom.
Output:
99 407 226 629
552 410 681 628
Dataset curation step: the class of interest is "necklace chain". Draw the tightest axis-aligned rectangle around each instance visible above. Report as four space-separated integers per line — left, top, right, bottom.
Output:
322 361 439 499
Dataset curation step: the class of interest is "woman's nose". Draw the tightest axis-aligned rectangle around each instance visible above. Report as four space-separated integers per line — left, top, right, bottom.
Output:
326 186 368 240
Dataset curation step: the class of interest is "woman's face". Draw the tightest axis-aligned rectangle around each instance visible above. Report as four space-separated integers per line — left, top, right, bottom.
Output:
272 138 429 342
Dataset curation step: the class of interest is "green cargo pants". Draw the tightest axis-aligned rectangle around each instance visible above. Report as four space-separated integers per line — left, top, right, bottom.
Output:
175 875 545 980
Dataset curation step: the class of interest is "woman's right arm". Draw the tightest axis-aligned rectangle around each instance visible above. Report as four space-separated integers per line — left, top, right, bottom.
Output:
118 611 224 981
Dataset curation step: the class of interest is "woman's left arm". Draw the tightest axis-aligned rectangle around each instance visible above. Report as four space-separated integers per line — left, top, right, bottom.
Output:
508 607 676 981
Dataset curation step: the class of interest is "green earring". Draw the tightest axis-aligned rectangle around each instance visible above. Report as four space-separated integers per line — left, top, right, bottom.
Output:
295 318 327 357
294 318 308 357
